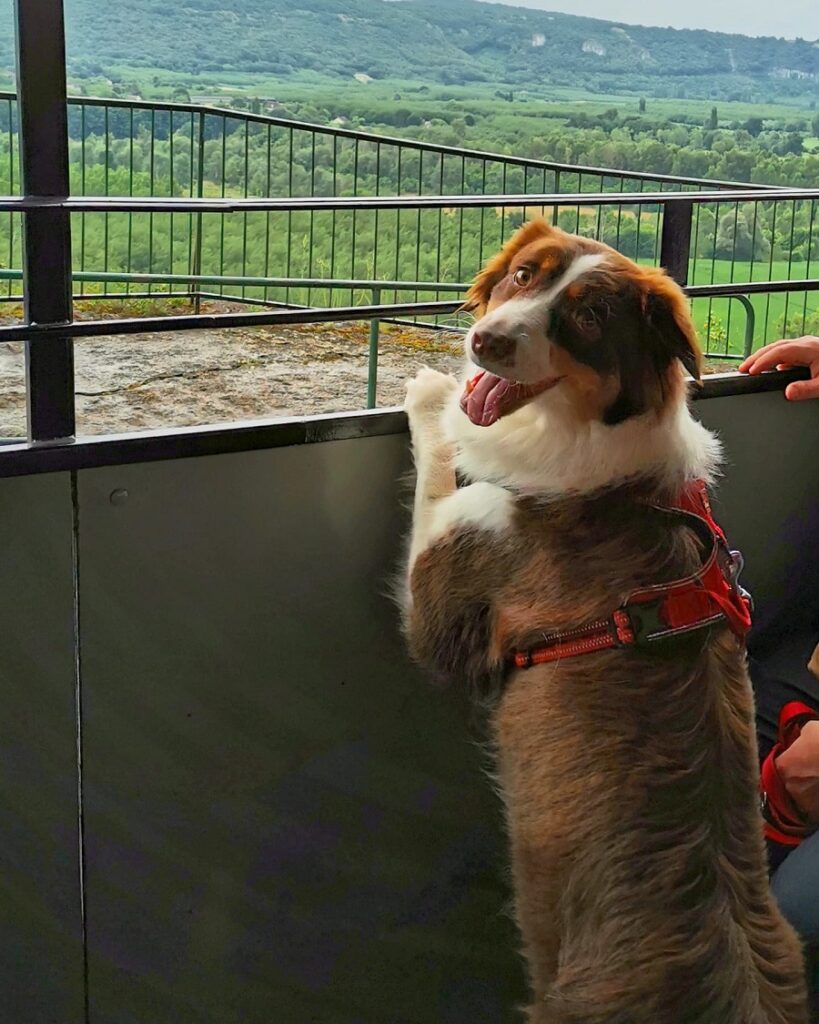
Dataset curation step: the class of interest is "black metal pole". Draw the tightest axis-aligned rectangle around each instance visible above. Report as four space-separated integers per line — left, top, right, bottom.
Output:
659 198 693 286
14 0 75 443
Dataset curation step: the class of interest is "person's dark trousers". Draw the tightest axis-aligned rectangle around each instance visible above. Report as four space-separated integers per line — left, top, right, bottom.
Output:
749 650 819 1016
770 832 819 1016
772 833 819 944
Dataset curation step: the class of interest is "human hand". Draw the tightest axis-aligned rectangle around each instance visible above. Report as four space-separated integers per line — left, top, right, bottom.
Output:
808 641 819 680
738 336 819 401
776 720 819 825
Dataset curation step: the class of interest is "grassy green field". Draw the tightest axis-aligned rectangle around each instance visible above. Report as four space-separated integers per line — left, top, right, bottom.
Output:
688 260 819 355
66 67 819 155
91 66 818 121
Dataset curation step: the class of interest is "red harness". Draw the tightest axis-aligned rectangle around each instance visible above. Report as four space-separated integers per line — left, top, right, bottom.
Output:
511 480 752 669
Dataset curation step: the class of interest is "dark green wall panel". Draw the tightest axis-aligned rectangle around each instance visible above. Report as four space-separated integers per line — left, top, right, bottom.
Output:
696 391 819 640
77 435 523 1024
0 472 84 1024
65 390 819 1023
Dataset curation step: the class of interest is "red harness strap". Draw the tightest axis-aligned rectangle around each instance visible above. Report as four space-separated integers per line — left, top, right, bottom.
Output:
511 480 752 670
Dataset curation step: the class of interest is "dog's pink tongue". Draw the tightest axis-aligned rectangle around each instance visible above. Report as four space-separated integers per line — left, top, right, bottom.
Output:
461 371 512 427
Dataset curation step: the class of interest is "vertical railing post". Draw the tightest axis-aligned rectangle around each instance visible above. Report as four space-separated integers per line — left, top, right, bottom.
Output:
659 198 693 287
191 110 205 314
15 0 75 444
367 287 381 409
735 295 756 359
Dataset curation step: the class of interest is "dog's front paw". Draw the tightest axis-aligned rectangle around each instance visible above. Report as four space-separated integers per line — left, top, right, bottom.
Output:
405 368 458 421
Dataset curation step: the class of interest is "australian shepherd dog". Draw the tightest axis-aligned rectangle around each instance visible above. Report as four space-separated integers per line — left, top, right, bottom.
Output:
401 219 808 1023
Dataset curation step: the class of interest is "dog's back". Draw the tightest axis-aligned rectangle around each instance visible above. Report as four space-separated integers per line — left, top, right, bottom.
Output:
408 487 807 1023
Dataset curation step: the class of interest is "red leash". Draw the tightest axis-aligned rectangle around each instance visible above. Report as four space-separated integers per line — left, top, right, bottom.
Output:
511 480 752 669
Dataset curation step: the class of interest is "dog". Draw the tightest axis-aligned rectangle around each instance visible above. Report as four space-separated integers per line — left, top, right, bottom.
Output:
401 219 808 1023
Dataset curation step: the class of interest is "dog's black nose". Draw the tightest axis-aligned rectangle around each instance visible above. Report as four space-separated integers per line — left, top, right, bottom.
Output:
471 329 515 363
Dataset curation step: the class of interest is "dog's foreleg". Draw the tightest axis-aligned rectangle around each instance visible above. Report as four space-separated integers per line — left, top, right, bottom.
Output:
404 368 460 575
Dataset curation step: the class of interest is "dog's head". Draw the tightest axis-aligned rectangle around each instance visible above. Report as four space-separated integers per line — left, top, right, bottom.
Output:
460 219 702 427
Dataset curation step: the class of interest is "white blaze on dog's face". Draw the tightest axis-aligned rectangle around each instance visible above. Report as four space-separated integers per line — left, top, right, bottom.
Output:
461 220 702 428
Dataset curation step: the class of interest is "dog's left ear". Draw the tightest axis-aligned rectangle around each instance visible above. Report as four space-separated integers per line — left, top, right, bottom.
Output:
603 271 702 426
643 272 703 384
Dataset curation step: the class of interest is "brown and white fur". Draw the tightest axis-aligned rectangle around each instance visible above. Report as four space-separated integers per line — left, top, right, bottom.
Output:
402 220 808 1023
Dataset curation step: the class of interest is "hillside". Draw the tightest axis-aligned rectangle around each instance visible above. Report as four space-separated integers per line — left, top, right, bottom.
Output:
1 0 818 101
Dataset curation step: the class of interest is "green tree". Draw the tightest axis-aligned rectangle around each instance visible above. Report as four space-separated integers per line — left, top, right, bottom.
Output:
715 210 770 260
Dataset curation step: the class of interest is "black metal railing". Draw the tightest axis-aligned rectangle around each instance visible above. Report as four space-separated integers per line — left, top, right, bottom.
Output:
3 184 819 433
5 0 819 448
6 90 819 358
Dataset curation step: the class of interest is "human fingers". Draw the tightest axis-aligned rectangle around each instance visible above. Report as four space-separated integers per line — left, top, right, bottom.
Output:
738 338 795 374
739 339 819 375
784 376 819 401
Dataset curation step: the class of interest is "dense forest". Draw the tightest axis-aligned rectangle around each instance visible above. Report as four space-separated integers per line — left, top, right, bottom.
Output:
0 0 818 103
264 87 819 188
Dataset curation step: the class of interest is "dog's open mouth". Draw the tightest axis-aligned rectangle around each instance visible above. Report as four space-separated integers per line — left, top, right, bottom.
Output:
460 371 564 427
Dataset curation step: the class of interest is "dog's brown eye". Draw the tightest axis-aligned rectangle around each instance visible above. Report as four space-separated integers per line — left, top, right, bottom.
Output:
574 308 601 336
513 267 532 287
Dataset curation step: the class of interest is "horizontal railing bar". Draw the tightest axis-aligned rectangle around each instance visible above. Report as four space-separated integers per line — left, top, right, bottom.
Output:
64 274 819 297
188 292 467 333
0 275 817 344
3 189 819 215
2 188 818 214
0 91 773 191
686 279 819 297
195 290 305 309
0 300 465 342
0 290 200 305
3 267 816 301
0 267 812 322
0 284 468 328
0 370 808 479
0 268 471 292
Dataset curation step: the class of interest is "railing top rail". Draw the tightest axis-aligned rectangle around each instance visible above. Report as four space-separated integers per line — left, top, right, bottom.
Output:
0 368 807 479
0 90 777 192
1 189 816 214
0 269 472 291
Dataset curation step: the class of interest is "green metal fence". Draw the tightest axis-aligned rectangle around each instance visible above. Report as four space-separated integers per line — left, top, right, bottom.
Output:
1 93 818 359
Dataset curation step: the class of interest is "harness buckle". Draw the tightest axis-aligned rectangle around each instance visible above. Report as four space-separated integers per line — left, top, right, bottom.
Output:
727 548 754 613
622 597 669 647
623 592 728 650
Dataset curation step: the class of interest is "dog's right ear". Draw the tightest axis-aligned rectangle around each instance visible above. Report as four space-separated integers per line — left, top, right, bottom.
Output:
460 249 509 318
